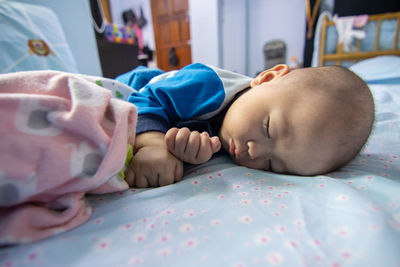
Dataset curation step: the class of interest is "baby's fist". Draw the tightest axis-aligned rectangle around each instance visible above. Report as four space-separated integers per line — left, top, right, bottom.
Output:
165 127 221 164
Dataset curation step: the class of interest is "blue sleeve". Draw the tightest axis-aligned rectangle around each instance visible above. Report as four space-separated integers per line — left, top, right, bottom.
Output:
127 63 226 134
115 66 164 90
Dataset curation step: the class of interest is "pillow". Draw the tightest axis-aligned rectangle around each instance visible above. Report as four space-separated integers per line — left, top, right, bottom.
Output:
349 56 400 83
0 0 78 73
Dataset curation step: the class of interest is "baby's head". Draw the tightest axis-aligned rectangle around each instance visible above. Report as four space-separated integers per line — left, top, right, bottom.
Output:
219 64 374 175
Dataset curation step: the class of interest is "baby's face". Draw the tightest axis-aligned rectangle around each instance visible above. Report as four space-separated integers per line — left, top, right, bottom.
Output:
219 78 338 175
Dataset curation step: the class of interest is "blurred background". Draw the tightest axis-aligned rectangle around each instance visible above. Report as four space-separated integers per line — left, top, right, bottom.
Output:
5 0 399 78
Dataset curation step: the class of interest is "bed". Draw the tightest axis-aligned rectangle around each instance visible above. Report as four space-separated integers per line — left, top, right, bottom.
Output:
1 3 400 266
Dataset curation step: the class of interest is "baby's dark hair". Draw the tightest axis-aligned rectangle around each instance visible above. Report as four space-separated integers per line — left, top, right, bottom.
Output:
283 65 375 172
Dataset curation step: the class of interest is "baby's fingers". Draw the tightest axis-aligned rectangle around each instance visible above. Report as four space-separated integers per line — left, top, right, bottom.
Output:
194 132 213 163
165 127 179 152
210 136 221 153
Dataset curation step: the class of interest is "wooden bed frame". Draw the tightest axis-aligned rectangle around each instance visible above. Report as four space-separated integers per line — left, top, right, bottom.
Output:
318 11 400 66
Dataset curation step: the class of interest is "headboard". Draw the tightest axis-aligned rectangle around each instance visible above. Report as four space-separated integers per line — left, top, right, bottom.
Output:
318 11 400 66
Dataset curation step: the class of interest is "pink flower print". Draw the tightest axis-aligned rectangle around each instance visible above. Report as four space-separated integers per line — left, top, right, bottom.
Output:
128 256 142 265
208 175 213 179
132 233 146 243
275 193 283 198
285 240 299 250
334 227 350 237
217 172 222 177
94 238 111 251
183 210 196 218
389 220 400 231
279 204 287 210
192 179 200 185
275 225 286 233
27 252 37 261
239 215 253 224
252 187 260 191
335 194 349 201
164 209 174 215
239 192 249 197
260 199 272 205
368 224 379 231
341 250 352 260
160 233 172 243
218 194 225 199
246 173 254 177
211 219 222 226
318 184 327 188
266 252 284 265
268 186 274 190
157 248 172 258
313 239 321 246
119 222 134 231
241 199 251 205
182 238 197 248
179 223 193 233
294 219 304 228
253 234 270 245
233 184 242 189
273 211 281 217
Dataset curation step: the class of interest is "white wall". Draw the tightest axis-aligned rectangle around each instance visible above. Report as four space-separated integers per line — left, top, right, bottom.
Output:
221 0 247 75
14 0 103 76
247 0 306 76
190 0 306 77
189 0 221 67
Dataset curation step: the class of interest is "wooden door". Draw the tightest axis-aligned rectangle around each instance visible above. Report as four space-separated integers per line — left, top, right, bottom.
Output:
151 0 192 71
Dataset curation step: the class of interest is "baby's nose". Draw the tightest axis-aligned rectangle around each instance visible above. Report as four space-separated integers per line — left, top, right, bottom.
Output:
247 140 267 159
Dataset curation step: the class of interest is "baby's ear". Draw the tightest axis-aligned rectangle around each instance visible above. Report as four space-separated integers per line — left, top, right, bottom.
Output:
251 64 290 87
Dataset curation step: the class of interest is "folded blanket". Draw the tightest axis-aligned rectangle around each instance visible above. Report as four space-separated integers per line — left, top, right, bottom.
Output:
0 71 137 245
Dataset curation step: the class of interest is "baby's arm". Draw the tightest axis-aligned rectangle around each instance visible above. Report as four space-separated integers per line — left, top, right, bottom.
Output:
126 131 184 188
165 127 221 164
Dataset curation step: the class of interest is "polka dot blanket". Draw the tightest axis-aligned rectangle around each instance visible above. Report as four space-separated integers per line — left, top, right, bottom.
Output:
0 71 137 245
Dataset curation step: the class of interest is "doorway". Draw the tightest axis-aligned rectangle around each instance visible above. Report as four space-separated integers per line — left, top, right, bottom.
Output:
151 0 192 71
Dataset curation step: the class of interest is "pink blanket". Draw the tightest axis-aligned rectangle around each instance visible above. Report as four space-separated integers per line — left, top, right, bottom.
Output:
0 71 137 245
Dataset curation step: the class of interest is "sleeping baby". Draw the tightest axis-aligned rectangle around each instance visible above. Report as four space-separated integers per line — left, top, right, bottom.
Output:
0 63 374 244
121 63 375 187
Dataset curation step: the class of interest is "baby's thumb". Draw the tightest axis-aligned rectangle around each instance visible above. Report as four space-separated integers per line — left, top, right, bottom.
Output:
210 136 221 153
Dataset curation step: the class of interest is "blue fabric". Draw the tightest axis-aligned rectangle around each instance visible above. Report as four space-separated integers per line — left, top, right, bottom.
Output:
126 64 231 134
1 81 400 266
0 0 78 73
116 66 164 90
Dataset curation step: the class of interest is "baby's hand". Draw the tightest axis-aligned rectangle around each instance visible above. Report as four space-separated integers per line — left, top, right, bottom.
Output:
165 127 221 164
126 145 183 188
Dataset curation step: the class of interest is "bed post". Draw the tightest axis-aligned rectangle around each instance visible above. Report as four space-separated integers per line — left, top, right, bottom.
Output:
318 14 327 66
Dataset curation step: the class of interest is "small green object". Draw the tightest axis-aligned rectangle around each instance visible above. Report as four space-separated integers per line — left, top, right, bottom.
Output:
115 90 124 99
119 144 134 179
95 80 103 87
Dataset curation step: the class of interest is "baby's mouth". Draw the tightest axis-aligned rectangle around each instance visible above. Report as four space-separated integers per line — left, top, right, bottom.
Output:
229 139 236 157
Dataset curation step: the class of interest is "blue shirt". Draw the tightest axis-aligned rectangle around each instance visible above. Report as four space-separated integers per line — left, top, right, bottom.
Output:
116 63 252 135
